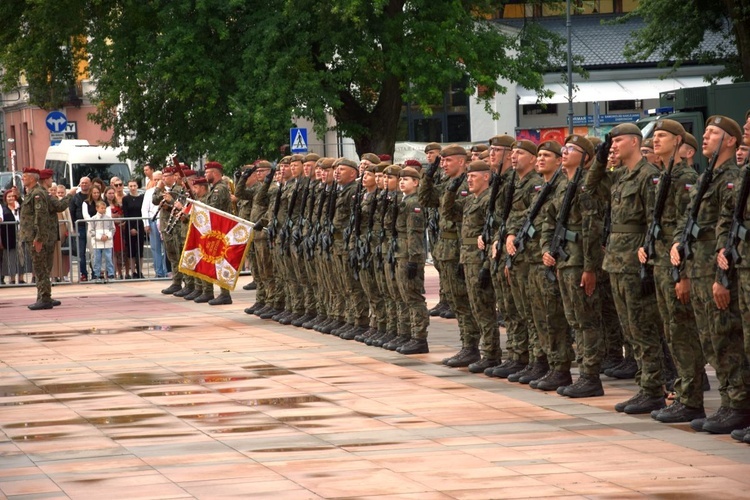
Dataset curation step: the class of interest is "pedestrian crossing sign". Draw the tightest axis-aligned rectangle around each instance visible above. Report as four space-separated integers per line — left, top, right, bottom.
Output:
290 128 308 153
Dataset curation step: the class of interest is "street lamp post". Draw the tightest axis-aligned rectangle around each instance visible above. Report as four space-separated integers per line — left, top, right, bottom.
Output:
566 0 574 135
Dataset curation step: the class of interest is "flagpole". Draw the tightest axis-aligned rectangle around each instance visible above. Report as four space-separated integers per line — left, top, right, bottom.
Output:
186 198 255 227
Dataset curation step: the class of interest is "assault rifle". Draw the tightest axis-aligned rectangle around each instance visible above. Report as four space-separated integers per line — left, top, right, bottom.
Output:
640 155 676 294
360 188 379 271
267 179 284 249
545 158 585 282
375 191 390 271
386 192 399 278
492 169 515 273
717 158 750 288
344 179 364 278
307 185 328 259
320 184 338 260
293 178 312 254
280 177 301 254
672 134 724 283
506 168 561 270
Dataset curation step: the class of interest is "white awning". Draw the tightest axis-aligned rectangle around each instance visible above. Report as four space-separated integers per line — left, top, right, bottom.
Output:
517 75 733 105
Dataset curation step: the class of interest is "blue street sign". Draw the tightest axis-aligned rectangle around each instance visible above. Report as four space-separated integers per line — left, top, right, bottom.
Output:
290 128 308 153
568 112 642 126
45 111 68 133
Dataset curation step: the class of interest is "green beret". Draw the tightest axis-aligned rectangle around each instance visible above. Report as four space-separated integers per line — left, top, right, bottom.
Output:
365 165 377 174
289 154 305 163
705 115 743 146
384 165 402 177
683 133 699 152
470 144 489 153
642 138 654 149
588 136 602 148
489 135 515 148
304 153 320 163
256 160 272 169
374 162 389 173
335 158 358 170
361 153 380 164
399 167 421 179
513 140 538 156
318 158 335 170
441 144 467 157
609 123 643 139
565 135 595 160
279 156 292 164
424 142 442 153
467 160 491 173
479 150 489 160
538 140 562 157
654 119 686 140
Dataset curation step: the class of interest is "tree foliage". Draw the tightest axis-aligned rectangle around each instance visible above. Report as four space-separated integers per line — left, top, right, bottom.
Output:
1 0 570 166
621 0 750 82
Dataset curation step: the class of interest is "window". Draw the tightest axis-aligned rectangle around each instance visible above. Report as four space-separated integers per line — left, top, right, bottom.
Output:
523 103 558 116
607 100 637 112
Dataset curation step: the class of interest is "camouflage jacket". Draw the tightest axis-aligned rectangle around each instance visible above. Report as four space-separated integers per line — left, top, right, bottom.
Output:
587 158 659 274
286 176 307 230
207 179 232 212
540 170 605 272
460 187 490 266
332 180 357 255
725 163 750 269
395 192 425 263
153 183 184 228
381 190 401 254
19 184 53 244
418 174 467 261
652 160 698 268
355 188 379 252
676 158 738 279
235 180 259 220
505 170 544 264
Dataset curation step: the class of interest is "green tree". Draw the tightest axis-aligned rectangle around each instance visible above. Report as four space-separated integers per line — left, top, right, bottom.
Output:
622 0 750 81
1 0 570 165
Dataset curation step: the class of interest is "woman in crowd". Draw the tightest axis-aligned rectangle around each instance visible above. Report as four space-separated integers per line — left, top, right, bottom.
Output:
122 179 145 278
1 189 28 284
103 186 126 279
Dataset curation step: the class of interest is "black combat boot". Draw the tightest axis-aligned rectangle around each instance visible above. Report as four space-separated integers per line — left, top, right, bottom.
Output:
444 347 481 368
536 370 572 391
468 357 500 374
399 338 429 355
562 374 604 398
652 401 705 423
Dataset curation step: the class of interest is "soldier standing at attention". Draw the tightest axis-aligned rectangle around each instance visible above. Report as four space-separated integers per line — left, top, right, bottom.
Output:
419 145 478 366
154 166 185 295
20 168 54 310
243 162 275 315
196 161 234 305
638 120 705 424
501 140 543 380
586 123 665 415
386 167 429 354
460 160 501 369
674 115 750 434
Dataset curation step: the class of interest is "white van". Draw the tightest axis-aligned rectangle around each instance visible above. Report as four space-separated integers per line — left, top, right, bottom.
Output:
44 140 133 188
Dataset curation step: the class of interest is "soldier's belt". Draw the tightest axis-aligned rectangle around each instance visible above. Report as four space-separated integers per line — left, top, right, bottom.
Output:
333 233 343 241
566 224 582 231
440 231 458 240
610 224 646 233
696 230 715 242
462 237 480 246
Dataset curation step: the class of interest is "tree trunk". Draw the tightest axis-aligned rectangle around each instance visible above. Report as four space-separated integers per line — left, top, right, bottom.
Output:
725 0 750 81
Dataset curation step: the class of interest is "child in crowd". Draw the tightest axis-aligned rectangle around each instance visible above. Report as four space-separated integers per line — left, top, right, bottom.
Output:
88 200 115 283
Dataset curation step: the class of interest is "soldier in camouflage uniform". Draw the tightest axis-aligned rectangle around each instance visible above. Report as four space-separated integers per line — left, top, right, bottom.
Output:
171 168 198 298
458 160 500 367
328 158 369 337
422 143 450 318
501 140 544 381
384 167 429 354
541 135 606 397
675 115 750 434
265 156 296 321
194 161 234 305
586 123 665 415
419 145 479 366
305 159 334 329
39 169 76 306
314 160 342 332
153 166 186 295
635 120 705 423
20 168 55 309
235 164 260 292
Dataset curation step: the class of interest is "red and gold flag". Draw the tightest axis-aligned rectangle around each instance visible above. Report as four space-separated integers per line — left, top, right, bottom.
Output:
179 199 254 290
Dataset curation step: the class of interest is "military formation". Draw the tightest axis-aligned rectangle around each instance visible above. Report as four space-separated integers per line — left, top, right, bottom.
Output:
97 110 750 439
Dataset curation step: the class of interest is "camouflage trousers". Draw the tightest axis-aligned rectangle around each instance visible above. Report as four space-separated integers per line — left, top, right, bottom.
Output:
253 237 274 305
303 253 323 317
268 243 286 310
494 262 522 360
395 260 429 339
737 268 750 362
530 264 574 371
609 272 664 396
508 259 541 363
360 264 386 331
31 242 54 303
317 255 337 318
558 267 603 376
162 233 183 287
385 263 410 336
333 253 369 326
439 259 479 348
691 274 750 409
464 262 500 360
654 266 704 408
599 269 626 359
375 258 397 333
291 248 313 314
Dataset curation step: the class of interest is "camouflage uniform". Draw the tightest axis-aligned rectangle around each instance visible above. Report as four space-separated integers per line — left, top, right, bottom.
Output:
286 176 310 316
729 164 750 361
153 183 185 289
235 179 259 295
650 160 704 409
299 178 322 321
357 188 387 332
242 179 272 307
682 159 750 410
419 173 476 349
460 188 500 360
505 169 544 365
373 189 398 336
20 183 54 307
395 191 429 340
587 157 665 398
383 190 410 336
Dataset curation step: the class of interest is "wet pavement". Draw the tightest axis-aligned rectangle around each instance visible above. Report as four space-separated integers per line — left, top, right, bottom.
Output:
1 268 749 499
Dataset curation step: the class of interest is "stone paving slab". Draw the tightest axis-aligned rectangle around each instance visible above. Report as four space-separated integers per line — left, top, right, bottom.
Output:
0 269 748 499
